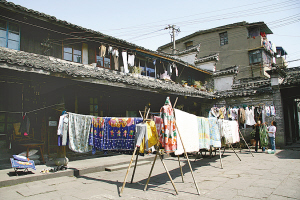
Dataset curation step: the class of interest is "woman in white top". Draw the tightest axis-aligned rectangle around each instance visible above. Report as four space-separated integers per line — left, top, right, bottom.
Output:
268 121 276 152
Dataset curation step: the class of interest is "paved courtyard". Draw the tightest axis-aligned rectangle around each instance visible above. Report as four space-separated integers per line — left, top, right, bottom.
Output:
0 149 300 200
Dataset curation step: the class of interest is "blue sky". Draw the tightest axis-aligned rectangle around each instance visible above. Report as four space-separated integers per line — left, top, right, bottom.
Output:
8 0 300 68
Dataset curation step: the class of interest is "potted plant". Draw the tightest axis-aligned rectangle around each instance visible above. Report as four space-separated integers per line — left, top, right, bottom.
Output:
194 81 202 89
181 80 188 87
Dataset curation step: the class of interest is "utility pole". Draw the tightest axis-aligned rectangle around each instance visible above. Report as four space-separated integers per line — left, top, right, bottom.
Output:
165 25 180 55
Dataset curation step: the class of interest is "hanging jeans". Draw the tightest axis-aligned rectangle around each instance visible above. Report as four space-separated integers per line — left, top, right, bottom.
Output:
269 137 276 151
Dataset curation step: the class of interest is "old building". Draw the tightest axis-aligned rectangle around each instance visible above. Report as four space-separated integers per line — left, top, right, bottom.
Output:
158 21 299 148
0 0 212 157
157 21 278 80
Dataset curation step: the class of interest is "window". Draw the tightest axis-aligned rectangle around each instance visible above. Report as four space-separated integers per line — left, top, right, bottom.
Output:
139 60 155 78
249 50 262 64
248 27 260 38
63 44 82 63
89 97 98 116
0 19 20 50
96 47 111 69
219 32 228 46
185 41 193 50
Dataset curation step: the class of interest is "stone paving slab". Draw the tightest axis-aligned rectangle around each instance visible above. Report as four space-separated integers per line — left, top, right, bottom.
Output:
0 149 299 199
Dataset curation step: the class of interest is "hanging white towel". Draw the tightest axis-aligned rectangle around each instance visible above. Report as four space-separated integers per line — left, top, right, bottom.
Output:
108 46 113 53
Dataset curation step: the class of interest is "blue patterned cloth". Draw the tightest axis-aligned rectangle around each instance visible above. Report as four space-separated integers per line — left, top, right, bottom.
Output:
208 117 221 148
89 117 143 153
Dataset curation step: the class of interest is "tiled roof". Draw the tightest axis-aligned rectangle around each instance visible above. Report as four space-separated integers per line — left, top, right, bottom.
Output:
176 44 201 56
281 67 300 86
214 77 272 98
195 53 219 64
215 87 273 98
0 47 215 98
0 0 209 73
232 77 270 89
213 65 238 77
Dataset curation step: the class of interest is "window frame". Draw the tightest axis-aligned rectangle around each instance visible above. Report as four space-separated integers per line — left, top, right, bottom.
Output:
219 31 228 46
95 47 111 69
0 19 20 50
249 49 262 65
63 43 82 63
185 41 193 50
138 59 155 78
89 97 99 116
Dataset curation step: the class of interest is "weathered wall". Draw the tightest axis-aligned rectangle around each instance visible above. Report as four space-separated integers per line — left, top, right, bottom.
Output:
214 75 234 91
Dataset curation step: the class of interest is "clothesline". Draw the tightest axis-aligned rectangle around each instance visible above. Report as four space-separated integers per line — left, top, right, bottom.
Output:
0 103 65 114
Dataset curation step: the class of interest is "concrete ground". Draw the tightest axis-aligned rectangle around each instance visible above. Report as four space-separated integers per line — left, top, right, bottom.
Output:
0 148 300 200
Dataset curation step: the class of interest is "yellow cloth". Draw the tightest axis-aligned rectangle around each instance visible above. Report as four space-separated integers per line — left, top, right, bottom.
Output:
139 121 159 153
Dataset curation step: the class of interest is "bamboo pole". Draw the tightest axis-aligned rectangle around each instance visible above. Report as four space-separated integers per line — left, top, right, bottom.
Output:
144 146 159 191
174 121 200 195
230 143 241 161
219 148 223 169
159 151 178 195
178 156 184 182
120 146 138 196
130 149 139 183
239 129 254 157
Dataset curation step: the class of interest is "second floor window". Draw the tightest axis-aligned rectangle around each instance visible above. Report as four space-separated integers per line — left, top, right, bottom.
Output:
219 32 228 46
0 19 20 50
249 50 262 64
140 60 155 78
63 44 82 63
96 47 111 69
185 41 193 50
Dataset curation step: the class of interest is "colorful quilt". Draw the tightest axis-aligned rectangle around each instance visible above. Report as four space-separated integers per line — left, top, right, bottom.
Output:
89 117 143 152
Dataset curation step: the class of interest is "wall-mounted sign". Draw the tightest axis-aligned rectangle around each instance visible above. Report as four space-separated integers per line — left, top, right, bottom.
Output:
49 121 57 127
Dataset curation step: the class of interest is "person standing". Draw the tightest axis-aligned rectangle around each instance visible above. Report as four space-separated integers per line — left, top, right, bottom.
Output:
253 120 261 152
268 121 277 152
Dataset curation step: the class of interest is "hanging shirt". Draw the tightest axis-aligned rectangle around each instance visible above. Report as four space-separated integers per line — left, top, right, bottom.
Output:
127 54 135 67
245 106 256 126
219 106 226 119
112 49 119 57
238 108 246 124
265 106 270 117
231 108 239 120
135 122 148 151
139 121 158 153
270 105 276 116
108 46 113 54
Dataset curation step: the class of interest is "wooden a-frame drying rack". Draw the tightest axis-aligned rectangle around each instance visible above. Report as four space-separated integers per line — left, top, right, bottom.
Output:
120 97 200 196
